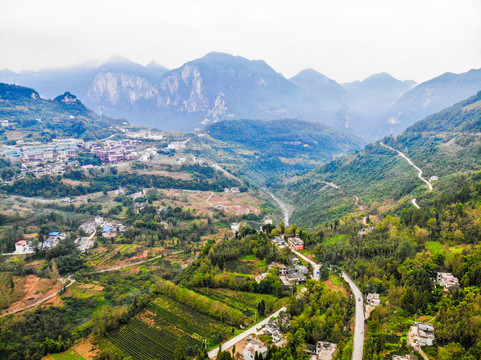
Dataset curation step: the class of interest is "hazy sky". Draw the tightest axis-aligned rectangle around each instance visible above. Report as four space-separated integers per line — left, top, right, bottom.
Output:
1 0 480 83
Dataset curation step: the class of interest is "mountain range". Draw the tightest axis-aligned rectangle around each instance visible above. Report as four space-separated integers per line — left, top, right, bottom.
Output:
1 52 479 139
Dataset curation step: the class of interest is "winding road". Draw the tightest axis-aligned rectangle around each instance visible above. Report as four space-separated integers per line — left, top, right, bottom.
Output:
380 142 433 191
411 198 420 209
265 192 365 360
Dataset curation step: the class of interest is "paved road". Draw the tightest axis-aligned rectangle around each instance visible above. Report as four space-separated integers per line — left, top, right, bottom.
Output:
208 307 287 358
292 248 364 359
380 142 433 191
269 194 365 360
341 272 365 360
411 198 421 209
0 275 75 317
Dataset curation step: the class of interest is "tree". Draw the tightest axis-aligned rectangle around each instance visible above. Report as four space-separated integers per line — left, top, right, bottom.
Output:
258 300 266 317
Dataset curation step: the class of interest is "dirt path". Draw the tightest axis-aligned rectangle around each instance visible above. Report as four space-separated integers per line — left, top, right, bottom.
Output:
91 252 182 274
1 275 75 317
380 142 433 191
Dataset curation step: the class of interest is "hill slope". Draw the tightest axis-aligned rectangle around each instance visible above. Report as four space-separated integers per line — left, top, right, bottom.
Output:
278 91 481 227
0 83 124 140
199 119 364 184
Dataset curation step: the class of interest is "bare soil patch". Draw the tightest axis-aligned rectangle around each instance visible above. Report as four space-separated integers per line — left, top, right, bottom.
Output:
2 275 60 314
324 279 349 297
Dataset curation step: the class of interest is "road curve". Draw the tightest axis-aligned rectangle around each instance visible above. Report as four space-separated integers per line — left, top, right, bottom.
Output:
380 142 433 191
208 307 287 358
411 198 420 209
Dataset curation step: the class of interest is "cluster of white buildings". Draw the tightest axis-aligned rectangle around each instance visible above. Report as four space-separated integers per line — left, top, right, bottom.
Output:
224 187 240 193
1 138 82 177
41 231 67 249
255 258 308 286
88 139 141 164
13 231 66 254
436 272 460 291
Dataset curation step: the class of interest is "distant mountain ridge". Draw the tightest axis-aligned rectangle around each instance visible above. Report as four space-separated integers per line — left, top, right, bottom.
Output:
2 52 478 139
375 68 481 136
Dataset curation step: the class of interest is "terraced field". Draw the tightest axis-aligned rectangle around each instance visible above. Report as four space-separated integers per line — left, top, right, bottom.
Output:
193 288 279 317
106 295 232 360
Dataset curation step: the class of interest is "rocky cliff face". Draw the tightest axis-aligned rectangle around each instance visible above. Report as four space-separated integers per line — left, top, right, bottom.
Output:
87 72 159 106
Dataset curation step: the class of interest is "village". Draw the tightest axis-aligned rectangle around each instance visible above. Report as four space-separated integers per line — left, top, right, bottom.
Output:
0 128 196 182
5 216 126 257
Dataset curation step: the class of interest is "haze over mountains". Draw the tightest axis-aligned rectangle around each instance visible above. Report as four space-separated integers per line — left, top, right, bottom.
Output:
1 52 479 140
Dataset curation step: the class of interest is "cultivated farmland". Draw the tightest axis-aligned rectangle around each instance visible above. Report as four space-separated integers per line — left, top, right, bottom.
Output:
106 295 233 360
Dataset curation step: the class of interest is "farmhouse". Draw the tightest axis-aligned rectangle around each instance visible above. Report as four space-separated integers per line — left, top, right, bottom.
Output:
358 226 375 237
366 293 381 306
102 226 113 237
255 273 268 284
288 237 304 250
243 338 267 360
411 322 435 346
316 341 338 360
272 236 286 248
287 254 300 265
15 240 31 253
436 272 459 291
268 262 287 275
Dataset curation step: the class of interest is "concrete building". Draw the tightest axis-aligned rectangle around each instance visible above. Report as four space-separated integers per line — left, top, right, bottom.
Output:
436 272 460 291
316 341 338 360
366 293 381 306
288 237 304 250
243 339 267 360
411 322 435 346
392 355 417 360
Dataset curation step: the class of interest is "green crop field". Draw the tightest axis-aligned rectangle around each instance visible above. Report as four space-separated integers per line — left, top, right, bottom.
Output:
193 288 279 317
106 295 232 360
426 241 444 256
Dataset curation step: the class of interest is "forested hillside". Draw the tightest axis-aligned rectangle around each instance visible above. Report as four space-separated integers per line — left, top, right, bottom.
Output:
310 169 481 359
0 83 124 140
205 119 363 184
278 91 481 227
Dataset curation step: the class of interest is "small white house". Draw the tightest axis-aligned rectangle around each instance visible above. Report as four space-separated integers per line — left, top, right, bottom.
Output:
15 240 29 253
